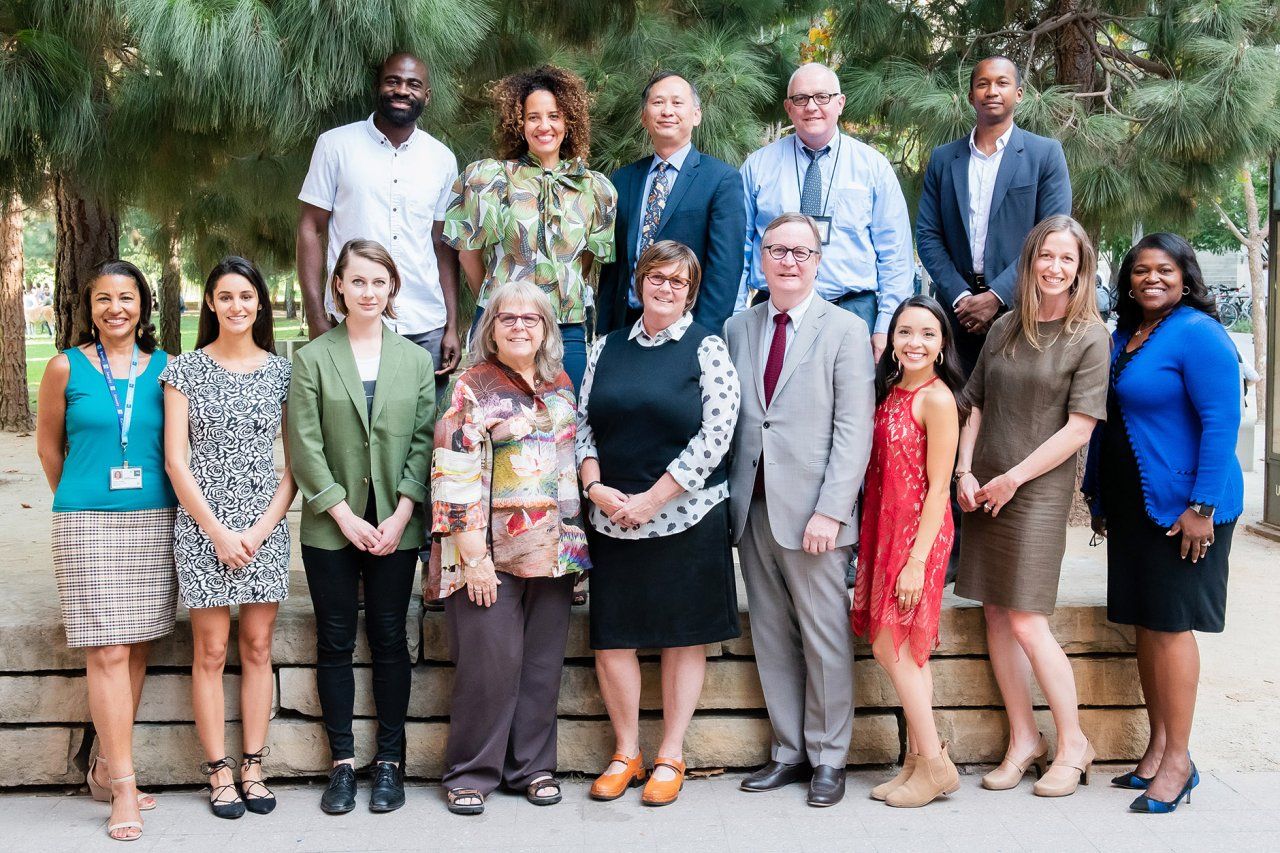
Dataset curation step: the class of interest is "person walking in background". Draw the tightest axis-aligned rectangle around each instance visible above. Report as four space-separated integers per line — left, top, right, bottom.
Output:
443 65 617 392
1084 234 1244 814
853 295 965 808
595 72 745 337
288 240 437 816
161 257 294 820
915 56 1072 376
724 213 875 807
36 261 178 842
297 51 462 393
428 282 587 816
578 241 741 807
953 215 1110 798
736 62 913 362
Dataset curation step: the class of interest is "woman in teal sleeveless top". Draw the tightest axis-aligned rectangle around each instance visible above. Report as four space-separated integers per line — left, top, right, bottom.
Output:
36 261 177 843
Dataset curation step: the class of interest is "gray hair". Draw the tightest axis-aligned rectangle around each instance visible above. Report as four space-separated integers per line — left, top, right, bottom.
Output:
787 62 841 96
763 212 823 251
471 281 565 384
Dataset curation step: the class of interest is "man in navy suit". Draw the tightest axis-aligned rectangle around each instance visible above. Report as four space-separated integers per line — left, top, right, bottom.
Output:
916 56 1072 375
596 71 745 335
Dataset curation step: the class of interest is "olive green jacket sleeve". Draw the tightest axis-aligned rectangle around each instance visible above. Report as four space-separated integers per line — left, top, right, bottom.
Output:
286 324 436 551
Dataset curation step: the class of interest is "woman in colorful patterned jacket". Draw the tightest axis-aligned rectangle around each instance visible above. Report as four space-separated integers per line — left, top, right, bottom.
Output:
428 281 589 816
443 64 617 392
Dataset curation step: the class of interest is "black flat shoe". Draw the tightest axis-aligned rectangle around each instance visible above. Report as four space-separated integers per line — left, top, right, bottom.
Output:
807 765 846 807
199 757 245 820
321 764 357 815
740 760 813 792
369 762 405 813
240 748 276 815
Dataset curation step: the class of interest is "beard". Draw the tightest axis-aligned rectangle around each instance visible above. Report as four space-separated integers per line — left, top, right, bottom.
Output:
377 94 424 127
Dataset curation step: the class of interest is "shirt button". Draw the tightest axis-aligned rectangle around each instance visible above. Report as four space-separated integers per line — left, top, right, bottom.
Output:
392 235 398 240
362 476 369 484
363 441 369 448
763 421 771 429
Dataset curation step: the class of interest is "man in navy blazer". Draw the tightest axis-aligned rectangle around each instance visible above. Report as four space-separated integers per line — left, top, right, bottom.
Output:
916 56 1072 374
596 72 745 335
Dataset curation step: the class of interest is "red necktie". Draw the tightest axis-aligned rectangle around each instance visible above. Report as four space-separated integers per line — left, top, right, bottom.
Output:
754 312 789 498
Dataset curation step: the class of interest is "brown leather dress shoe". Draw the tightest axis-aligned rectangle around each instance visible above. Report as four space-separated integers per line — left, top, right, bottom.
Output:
589 751 647 801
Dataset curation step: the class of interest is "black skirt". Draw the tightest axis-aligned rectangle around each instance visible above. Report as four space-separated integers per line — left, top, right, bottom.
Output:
587 500 740 650
1101 413 1232 634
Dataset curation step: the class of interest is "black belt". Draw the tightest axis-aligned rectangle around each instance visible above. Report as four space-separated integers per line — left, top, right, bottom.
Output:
831 290 874 305
965 272 988 293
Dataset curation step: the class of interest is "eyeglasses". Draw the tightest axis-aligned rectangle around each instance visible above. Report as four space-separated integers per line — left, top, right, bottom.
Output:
642 272 691 291
763 243 819 263
786 92 840 107
495 312 545 328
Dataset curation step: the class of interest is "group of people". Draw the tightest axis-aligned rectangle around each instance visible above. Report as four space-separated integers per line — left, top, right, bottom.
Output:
33 49 1244 842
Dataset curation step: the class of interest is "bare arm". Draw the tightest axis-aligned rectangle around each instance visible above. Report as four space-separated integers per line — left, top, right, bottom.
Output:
297 202 333 339
432 221 461 374
458 249 486 297
35 354 69 493
976 411 1098 516
910 387 960 563
246 407 298 546
955 405 982 511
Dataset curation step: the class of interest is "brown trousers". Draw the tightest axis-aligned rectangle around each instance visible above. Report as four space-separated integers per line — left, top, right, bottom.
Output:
442 573 574 794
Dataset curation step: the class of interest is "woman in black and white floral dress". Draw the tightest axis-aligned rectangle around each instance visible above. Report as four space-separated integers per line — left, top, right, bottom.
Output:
162 257 294 820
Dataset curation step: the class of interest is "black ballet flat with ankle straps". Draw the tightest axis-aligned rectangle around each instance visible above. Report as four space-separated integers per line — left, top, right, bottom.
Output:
199 757 245 820
240 748 276 815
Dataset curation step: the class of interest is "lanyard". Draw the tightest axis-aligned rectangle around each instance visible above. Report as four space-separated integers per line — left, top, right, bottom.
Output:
95 342 140 463
792 133 842 217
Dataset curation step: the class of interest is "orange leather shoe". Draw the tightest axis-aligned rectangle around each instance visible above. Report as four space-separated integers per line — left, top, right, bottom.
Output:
641 756 686 807
590 752 647 801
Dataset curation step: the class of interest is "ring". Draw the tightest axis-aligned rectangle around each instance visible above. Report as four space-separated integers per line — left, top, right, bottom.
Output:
983 502 992 510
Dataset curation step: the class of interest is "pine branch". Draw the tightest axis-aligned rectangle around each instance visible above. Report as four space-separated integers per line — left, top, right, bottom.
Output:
1097 43 1171 79
1211 199 1249 246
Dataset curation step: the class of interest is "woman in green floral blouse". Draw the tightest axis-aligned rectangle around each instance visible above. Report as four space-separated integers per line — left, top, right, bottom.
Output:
444 65 618 393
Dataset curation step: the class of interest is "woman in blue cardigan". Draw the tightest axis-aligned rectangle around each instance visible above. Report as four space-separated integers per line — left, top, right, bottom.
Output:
1085 233 1243 814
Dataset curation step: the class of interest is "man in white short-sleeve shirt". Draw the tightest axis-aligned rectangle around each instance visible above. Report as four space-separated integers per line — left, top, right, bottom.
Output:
297 52 462 391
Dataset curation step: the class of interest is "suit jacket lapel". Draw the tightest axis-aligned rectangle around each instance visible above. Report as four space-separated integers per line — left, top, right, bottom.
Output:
328 324 369 435
624 158 650 270
745 305 767 410
370 327 404 428
951 144 972 246
657 148 700 238
988 125 1025 225
772 298 825 404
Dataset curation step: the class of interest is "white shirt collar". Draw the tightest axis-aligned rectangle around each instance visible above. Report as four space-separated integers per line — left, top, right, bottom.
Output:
766 289 817 328
628 312 692 344
968 124 1014 160
364 113 421 150
650 142 693 174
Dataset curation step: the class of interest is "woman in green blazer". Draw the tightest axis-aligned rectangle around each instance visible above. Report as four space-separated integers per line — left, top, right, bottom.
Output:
287 239 435 816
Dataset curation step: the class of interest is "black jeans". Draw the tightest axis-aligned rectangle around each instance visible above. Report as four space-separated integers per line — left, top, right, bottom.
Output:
302 543 417 764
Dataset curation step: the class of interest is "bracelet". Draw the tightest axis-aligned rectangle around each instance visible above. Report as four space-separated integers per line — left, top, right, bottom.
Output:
583 480 602 498
907 555 926 566
953 470 970 482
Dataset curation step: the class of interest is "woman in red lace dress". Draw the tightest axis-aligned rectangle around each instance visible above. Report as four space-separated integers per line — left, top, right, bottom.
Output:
853 295 967 808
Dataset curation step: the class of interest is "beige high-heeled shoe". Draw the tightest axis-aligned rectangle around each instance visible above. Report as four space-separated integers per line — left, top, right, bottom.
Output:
886 744 961 808
87 755 156 811
1033 740 1096 798
871 753 917 801
106 773 143 842
981 733 1049 790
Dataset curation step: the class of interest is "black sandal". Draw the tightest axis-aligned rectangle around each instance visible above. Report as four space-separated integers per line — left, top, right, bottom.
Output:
199 757 245 820
447 787 485 816
240 748 276 815
526 774 562 806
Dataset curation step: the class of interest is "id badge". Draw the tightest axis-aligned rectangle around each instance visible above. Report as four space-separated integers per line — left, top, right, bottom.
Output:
110 466 143 490
812 215 833 245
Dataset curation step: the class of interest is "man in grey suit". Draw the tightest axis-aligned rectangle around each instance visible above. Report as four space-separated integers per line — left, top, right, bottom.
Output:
723 212 875 807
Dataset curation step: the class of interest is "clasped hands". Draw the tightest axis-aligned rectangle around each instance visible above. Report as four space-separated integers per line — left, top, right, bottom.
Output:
210 523 272 570
330 500 413 556
957 470 1021 517
955 291 1000 335
589 484 659 530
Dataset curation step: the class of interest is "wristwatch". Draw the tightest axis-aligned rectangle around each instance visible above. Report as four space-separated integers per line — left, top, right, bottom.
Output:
583 480 603 499
1189 502 1215 519
461 553 488 569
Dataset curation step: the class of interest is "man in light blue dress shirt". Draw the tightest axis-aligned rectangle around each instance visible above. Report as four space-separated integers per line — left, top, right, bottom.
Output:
736 63 913 361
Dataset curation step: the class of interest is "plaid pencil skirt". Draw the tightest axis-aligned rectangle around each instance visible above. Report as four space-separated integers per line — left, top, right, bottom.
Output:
52 508 179 648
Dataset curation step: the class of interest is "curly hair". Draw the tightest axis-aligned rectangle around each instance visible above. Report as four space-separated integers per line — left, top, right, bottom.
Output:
491 65 592 162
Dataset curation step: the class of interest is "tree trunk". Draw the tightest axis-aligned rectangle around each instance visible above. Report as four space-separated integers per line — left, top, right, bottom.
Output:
1053 0 1097 92
54 174 120 350
0 197 33 432
1240 166 1268 422
158 227 183 354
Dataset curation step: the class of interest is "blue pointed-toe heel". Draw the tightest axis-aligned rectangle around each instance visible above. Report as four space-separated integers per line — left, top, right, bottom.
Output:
1129 762 1198 814
1110 771 1152 790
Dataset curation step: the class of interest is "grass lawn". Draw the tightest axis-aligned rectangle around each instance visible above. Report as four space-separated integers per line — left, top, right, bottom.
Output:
24 313 309 410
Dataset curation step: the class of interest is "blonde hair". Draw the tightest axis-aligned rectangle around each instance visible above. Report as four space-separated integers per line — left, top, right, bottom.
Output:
472 281 565 384
999 215 1103 354
632 240 702 313
331 239 401 319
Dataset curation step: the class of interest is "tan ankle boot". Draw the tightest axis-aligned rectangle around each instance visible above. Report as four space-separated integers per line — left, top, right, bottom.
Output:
981 733 1049 790
1033 740 1096 798
886 745 960 808
870 754 917 801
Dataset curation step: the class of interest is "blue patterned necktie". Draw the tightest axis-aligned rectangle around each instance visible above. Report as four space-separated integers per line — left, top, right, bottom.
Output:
639 161 671 256
800 146 829 216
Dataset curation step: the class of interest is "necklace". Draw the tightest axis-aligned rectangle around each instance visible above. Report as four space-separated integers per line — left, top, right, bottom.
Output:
1133 315 1166 338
